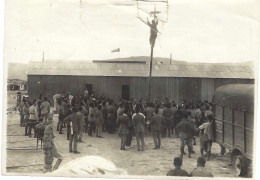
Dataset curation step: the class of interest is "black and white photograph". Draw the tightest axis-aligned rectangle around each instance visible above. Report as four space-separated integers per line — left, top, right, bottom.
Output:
1 0 260 179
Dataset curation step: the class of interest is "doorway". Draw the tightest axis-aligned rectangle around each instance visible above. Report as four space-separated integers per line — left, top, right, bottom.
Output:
122 85 130 100
85 84 93 95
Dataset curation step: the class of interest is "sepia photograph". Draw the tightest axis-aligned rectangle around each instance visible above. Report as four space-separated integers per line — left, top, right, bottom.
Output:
1 0 260 179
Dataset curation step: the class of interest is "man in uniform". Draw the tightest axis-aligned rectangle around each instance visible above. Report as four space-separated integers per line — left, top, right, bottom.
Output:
118 109 130 150
18 98 26 127
40 97 51 124
43 114 63 173
150 108 163 149
175 112 194 158
132 106 145 151
162 102 174 138
64 107 81 153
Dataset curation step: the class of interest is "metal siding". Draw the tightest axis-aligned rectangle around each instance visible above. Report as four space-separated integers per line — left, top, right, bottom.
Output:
201 78 215 102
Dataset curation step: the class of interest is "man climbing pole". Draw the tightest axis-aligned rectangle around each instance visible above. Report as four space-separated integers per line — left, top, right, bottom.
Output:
147 16 158 47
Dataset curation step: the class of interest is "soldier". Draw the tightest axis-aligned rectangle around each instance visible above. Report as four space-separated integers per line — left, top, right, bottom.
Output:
18 98 26 127
64 107 81 153
166 157 189 176
150 108 163 149
23 102 30 135
77 106 85 142
101 101 108 132
107 100 116 134
40 97 51 124
118 109 130 150
132 106 145 151
27 100 38 137
144 103 154 135
95 105 104 138
162 102 174 138
175 112 194 158
88 103 96 136
43 114 63 173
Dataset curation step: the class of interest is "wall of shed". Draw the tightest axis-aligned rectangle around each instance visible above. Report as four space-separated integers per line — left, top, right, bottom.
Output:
28 75 254 104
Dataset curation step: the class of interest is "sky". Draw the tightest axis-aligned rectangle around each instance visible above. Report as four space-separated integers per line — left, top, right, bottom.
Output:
3 0 260 64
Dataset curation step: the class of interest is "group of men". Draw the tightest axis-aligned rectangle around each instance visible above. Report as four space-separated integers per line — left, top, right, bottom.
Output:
16 91 215 175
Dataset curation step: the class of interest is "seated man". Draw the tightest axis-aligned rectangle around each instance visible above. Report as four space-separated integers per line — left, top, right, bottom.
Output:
166 157 189 176
189 157 213 177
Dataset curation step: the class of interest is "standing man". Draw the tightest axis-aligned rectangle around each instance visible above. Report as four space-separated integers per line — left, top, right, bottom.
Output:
77 106 85 142
101 101 108 132
40 97 51 124
53 92 61 112
95 105 104 138
57 100 65 134
43 115 63 173
23 102 30 135
28 100 38 137
175 112 194 158
64 107 81 154
132 106 145 151
107 100 116 134
88 103 96 136
118 109 130 150
144 103 154 135
162 102 174 138
150 108 163 149
199 115 214 160
18 99 26 127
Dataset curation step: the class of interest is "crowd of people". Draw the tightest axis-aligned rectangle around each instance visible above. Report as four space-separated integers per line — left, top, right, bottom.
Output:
16 91 216 176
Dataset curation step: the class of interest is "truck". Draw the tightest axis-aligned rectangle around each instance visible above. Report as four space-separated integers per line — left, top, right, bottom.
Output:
212 84 254 176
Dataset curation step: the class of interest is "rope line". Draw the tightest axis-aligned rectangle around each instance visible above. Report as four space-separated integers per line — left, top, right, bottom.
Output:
6 164 44 169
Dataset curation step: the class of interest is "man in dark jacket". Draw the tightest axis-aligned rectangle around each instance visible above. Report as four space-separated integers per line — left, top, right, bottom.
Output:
118 109 130 150
162 103 174 138
175 112 194 158
64 107 81 154
132 107 145 151
150 108 163 149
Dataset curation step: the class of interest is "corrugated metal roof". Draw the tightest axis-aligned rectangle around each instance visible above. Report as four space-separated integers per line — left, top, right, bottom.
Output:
27 59 255 79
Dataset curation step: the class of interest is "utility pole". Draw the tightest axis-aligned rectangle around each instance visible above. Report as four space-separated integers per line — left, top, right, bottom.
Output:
42 51 45 62
147 5 160 102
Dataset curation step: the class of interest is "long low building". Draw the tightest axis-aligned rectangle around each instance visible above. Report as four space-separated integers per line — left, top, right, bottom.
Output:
27 57 255 103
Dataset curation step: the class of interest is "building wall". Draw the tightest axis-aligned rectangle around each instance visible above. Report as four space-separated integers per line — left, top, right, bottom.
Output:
28 75 254 103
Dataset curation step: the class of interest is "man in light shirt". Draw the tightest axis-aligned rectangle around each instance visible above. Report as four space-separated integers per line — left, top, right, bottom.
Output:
199 115 214 160
53 92 61 112
189 157 213 177
40 97 51 124
28 100 38 137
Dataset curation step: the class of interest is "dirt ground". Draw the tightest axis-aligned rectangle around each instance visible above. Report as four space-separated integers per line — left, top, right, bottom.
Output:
4 91 243 177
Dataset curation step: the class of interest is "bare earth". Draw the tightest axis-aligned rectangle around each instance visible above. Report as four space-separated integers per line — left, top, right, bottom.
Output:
5 91 239 177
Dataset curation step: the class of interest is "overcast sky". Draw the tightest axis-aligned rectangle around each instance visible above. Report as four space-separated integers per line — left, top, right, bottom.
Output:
3 0 260 64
